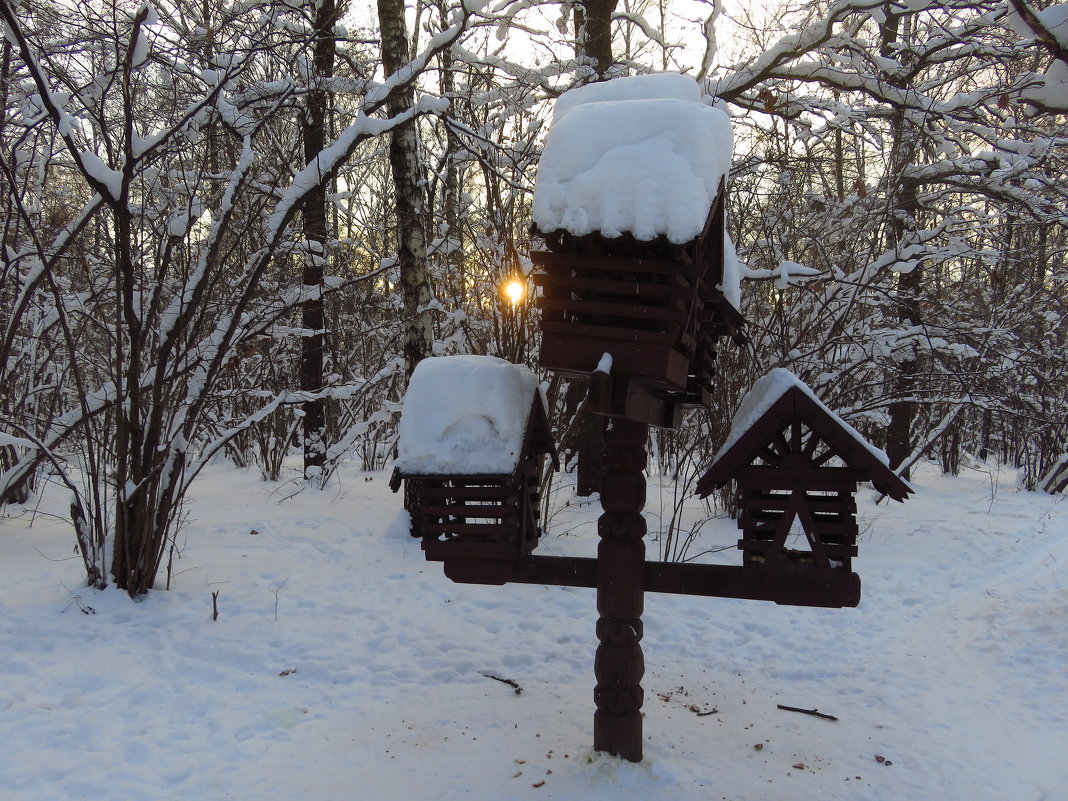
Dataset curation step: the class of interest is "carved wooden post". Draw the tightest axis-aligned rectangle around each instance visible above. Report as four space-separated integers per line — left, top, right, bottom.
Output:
593 418 647 762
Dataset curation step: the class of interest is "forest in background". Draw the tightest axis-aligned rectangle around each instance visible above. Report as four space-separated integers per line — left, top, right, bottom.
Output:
0 0 1065 596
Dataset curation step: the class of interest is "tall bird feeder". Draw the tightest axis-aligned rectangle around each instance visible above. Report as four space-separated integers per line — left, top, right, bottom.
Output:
394 73 912 763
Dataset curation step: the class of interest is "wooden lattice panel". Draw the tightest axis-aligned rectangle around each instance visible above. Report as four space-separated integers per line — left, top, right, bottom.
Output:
737 483 859 569
533 251 699 391
408 462 542 562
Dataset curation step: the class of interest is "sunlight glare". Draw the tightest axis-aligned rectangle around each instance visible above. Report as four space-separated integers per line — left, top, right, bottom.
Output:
503 279 525 305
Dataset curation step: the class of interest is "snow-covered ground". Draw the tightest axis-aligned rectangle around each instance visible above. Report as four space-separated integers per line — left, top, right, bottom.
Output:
1 460 1065 801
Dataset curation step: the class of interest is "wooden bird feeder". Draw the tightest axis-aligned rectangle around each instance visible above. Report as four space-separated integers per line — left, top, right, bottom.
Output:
531 182 746 426
696 369 913 601
389 356 558 564
400 75 912 765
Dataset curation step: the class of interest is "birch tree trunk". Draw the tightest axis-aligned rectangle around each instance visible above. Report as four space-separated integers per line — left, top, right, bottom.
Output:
378 0 433 380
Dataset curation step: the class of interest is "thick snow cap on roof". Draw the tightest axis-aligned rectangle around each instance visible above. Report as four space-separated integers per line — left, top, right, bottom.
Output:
717 368 891 467
396 355 541 476
549 71 704 123
533 73 733 245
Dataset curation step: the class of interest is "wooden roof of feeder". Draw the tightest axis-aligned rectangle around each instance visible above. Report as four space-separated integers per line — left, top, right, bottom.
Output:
696 369 913 502
391 355 558 481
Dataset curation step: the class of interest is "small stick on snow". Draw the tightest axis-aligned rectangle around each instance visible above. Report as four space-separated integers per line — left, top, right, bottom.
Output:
777 704 838 721
480 671 523 695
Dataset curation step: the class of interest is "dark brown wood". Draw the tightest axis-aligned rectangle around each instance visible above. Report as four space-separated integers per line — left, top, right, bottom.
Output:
594 419 648 762
697 387 912 501
423 522 519 537
732 465 868 484
532 250 705 278
394 391 558 563
422 503 520 518
588 373 682 429
412 170 905 764
697 382 914 575
436 554 862 609
740 496 857 514
777 704 839 721
532 272 691 302
540 318 679 346
643 561 861 608
425 537 525 562
540 331 691 389
532 180 745 404
419 483 515 499
537 296 688 323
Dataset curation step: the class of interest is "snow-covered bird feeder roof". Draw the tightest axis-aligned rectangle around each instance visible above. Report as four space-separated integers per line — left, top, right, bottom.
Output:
696 369 913 502
532 73 734 245
395 355 554 477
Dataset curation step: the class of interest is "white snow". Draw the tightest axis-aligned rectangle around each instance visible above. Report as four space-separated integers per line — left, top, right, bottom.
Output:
0 460 1065 800
721 234 743 308
533 74 733 244
396 354 541 475
716 368 892 467
1005 0 1068 47
1039 2 1068 45
1026 58 1068 109
773 260 822 289
548 72 703 124
0 432 35 449
77 151 122 200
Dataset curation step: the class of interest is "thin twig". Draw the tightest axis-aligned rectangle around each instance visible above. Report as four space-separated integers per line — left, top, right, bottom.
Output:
480 671 523 695
777 704 838 721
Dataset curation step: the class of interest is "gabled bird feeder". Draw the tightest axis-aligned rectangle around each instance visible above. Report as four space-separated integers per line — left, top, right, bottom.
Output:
695 369 914 607
395 73 912 764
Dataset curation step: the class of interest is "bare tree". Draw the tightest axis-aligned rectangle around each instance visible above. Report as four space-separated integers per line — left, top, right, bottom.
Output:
379 0 433 379
0 0 479 594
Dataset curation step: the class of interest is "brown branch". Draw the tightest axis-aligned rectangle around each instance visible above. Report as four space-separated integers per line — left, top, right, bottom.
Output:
777 704 838 721
480 671 523 695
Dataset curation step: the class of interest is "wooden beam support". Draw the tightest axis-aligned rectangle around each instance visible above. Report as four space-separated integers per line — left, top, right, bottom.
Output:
440 555 861 609
588 372 682 428
593 419 648 762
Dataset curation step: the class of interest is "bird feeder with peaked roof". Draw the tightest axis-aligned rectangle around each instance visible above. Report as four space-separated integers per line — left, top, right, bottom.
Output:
696 369 912 592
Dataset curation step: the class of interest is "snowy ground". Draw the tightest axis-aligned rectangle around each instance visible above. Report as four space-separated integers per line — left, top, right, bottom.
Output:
1 460 1065 801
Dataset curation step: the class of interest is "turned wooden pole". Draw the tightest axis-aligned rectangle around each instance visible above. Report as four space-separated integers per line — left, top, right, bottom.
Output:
593 418 647 762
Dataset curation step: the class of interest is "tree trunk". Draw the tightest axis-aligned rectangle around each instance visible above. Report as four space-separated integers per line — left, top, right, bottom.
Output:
578 0 618 78
885 179 922 477
300 0 339 483
880 9 921 479
379 0 433 380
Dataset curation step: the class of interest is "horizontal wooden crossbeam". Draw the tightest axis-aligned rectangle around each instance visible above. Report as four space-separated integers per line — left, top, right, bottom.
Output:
441 555 861 608
532 272 690 302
